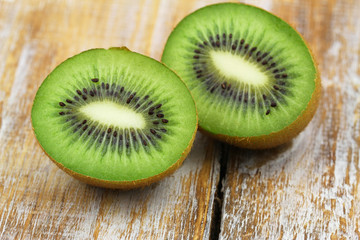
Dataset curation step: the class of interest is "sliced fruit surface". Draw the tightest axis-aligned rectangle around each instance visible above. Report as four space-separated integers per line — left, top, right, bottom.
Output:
31 48 197 185
162 3 319 140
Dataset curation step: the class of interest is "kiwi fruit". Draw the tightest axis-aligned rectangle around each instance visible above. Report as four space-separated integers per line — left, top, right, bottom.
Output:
31 47 197 189
162 3 320 149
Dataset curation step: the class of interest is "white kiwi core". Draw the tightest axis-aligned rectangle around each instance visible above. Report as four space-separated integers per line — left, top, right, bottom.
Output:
210 50 269 86
79 101 146 129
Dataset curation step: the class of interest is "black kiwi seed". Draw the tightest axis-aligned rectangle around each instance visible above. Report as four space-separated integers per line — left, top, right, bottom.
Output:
66 99 72 104
59 102 65 106
162 119 168 123
91 78 99 83
266 109 271 115
251 97 255 104
131 131 136 141
76 90 82 95
148 107 155 115
127 94 134 104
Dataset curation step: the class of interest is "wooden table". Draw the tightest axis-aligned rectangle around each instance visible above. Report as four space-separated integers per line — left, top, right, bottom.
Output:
0 0 359 239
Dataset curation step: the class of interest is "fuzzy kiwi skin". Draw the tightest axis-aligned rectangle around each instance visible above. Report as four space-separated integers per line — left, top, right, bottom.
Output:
200 70 321 149
38 122 197 189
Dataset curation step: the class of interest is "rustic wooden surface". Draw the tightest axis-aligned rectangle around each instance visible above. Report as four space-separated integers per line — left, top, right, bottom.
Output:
219 0 360 239
0 0 358 239
0 0 222 239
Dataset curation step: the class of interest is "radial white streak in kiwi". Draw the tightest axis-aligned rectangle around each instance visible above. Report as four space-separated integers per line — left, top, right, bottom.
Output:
210 51 268 86
79 101 146 129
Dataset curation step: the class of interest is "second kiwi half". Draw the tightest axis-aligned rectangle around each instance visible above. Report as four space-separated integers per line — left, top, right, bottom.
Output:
162 3 321 149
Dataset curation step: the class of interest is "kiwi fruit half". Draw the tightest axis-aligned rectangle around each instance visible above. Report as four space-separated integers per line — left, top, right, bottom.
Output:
162 3 320 149
31 47 197 189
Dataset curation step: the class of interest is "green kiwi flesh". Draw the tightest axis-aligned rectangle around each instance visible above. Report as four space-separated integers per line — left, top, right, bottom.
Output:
162 3 319 148
31 48 197 188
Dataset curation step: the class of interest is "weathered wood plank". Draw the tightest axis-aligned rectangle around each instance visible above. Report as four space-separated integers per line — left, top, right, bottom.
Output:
220 0 360 239
0 0 221 239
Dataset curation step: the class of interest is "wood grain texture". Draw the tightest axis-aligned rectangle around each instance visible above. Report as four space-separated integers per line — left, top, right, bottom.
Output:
220 0 360 239
0 0 223 239
1 0 358 239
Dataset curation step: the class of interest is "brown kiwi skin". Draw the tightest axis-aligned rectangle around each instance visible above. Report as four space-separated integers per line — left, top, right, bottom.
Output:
164 3 321 149
32 46 199 190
